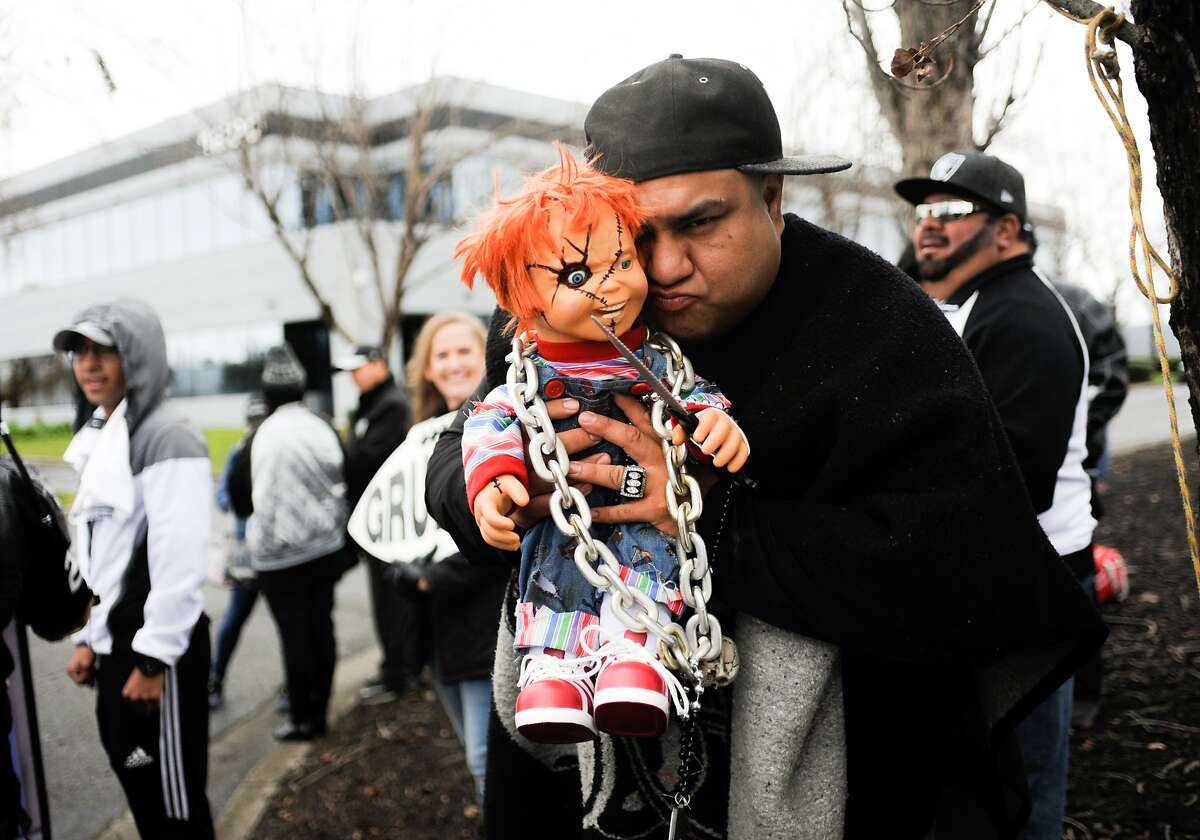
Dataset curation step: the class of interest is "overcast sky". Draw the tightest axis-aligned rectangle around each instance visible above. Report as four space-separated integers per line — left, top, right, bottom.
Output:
0 0 1172 325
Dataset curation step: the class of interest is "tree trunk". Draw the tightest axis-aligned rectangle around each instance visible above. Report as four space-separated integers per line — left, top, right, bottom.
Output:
893 1 979 176
1130 1 1200 440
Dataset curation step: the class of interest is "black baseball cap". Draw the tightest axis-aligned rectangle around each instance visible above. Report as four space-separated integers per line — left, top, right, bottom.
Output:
895 151 1028 223
584 55 852 183
332 345 385 372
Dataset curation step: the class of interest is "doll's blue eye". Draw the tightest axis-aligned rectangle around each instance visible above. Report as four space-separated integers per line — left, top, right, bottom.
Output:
619 258 632 270
559 264 591 288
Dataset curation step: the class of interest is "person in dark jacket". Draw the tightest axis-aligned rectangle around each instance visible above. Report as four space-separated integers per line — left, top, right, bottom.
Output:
0 451 93 840
380 312 508 807
1051 283 1129 491
1050 284 1128 725
334 345 414 705
425 56 1106 840
897 153 1102 840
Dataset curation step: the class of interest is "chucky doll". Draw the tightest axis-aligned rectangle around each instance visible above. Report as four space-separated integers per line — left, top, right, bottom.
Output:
455 148 749 744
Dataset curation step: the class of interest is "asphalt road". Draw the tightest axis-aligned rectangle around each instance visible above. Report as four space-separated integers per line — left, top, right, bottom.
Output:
17 381 1195 838
1108 382 1195 455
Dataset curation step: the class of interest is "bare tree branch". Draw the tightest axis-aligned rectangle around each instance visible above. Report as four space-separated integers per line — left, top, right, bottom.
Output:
843 0 898 11
891 0 984 81
843 0 905 139
236 140 356 344
1038 0 1143 45
976 17 1044 150
974 0 1001 51
977 1 1041 61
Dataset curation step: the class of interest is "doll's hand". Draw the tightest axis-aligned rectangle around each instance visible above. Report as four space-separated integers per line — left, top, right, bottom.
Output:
672 409 750 472
473 474 530 551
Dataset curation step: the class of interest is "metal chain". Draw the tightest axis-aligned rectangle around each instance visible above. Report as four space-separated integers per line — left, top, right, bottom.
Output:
505 331 729 684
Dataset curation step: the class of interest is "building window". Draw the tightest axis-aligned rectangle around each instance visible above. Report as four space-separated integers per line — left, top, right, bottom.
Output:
167 322 284 398
299 170 454 227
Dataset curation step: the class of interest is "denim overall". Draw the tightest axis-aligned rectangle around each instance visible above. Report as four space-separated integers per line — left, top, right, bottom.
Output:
515 346 682 651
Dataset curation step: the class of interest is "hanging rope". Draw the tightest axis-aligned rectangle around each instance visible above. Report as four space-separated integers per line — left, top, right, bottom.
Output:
1081 8 1200 596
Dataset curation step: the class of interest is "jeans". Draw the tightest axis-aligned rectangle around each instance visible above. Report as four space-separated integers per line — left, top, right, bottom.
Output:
434 674 492 805
1016 676 1074 840
211 585 259 684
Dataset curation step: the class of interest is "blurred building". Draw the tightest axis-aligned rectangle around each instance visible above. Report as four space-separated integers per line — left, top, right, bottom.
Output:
0 78 1083 429
0 78 586 426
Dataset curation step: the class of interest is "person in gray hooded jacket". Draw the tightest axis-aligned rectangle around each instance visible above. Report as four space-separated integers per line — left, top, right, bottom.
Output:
55 299 214 839
230 343 348 741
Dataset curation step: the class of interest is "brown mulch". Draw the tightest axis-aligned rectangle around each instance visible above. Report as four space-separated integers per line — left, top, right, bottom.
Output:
1066 441 1200 840
248 687 479 840
248 442 1199 840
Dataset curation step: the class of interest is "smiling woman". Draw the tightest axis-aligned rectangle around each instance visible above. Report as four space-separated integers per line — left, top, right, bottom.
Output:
405 313 488 423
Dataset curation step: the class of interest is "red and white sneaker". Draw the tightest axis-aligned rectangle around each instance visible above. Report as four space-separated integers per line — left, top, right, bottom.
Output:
515 652 597 744
593 632 682 738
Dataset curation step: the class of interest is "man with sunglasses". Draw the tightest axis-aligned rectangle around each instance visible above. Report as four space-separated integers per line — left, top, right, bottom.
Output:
897 152 1096 840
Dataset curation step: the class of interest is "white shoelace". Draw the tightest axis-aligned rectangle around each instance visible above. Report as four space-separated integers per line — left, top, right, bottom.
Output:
517 650 601 713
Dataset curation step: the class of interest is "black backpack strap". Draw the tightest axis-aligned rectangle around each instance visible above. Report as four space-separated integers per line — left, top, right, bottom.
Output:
0 400 37 490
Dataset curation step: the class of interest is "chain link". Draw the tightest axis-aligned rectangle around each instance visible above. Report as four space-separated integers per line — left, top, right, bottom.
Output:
505 331 729 682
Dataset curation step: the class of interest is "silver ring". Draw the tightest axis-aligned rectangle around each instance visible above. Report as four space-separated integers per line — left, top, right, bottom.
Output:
619 465 647 499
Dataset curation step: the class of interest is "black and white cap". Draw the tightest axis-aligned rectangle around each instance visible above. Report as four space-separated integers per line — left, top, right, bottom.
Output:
261 343 307 390
894 151 1027 222
52 320 117 353
332 345 385 373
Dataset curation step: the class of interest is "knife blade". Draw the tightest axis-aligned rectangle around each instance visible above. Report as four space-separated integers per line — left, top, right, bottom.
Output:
590 315 698 435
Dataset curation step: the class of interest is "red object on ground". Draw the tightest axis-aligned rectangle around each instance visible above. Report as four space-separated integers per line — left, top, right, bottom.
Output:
1094 544 1130 604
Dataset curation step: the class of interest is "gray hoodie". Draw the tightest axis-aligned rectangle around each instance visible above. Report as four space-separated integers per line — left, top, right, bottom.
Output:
63 300 211 666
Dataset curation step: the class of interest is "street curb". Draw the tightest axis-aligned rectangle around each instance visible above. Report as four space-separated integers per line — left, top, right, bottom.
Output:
95 646 377 840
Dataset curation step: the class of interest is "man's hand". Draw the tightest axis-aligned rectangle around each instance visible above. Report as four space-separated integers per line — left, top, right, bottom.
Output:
569 393 679 536
67 644 96 687
473 474 531 551
670 408 751 472
512 397 603 528
122 668 165 711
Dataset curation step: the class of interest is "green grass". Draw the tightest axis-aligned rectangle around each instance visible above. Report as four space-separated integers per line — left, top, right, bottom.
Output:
203 428 244 476
8 422 241 476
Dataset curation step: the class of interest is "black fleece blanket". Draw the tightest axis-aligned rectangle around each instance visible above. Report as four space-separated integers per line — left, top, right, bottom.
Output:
426 215 1106 838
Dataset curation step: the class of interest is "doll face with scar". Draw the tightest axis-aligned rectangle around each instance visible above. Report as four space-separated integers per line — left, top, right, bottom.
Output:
527 206 647 343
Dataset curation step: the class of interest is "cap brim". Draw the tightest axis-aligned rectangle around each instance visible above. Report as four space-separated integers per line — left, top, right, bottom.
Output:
53 322 115 352
894 177 987 207
738 155 853 176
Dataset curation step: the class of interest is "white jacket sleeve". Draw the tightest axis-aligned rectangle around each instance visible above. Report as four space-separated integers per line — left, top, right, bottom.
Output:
131 457 212 665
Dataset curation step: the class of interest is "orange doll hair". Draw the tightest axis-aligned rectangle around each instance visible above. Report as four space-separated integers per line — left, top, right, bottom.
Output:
455 144 644 330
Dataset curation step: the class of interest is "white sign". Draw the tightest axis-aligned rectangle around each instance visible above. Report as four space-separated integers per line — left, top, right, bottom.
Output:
347 411 459 564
